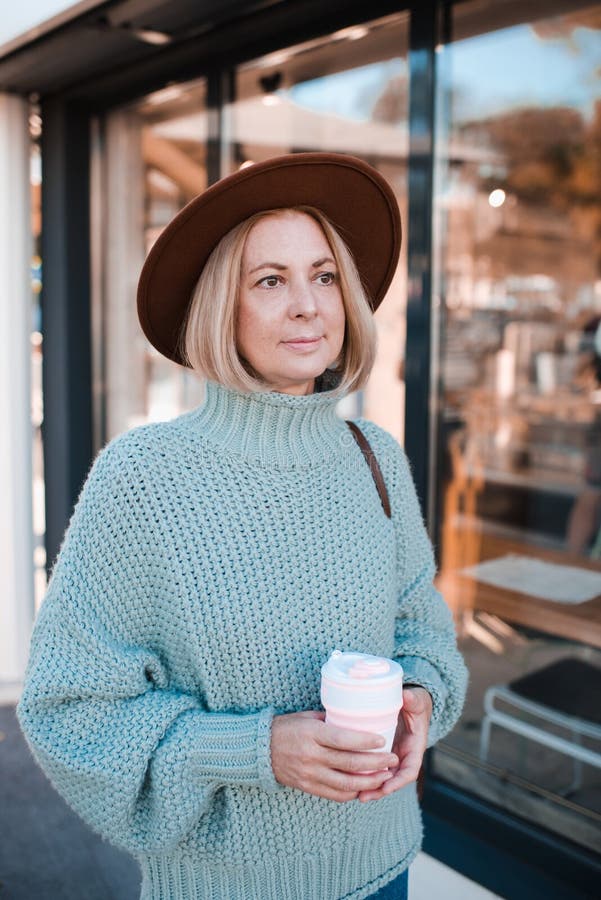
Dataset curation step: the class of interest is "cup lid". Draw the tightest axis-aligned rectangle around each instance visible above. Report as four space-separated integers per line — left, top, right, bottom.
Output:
321 650 403 686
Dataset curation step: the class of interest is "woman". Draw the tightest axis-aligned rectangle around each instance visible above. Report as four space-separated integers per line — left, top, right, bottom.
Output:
17 153 468 900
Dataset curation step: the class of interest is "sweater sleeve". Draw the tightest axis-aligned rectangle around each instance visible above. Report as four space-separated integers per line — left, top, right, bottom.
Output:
361 424 468 748
16 439 279 857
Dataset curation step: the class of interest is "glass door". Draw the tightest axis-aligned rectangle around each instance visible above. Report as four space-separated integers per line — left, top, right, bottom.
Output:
432 0 601 854
92 79 208 444
224 11 410 440
94 14 411 446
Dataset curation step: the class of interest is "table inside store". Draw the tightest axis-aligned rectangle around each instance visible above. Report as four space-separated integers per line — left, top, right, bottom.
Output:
437 533 601 649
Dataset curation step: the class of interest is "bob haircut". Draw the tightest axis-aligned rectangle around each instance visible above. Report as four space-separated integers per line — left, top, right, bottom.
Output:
178 205 378 396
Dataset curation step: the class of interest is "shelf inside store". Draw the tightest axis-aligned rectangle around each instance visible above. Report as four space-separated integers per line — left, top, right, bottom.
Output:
477 464 583 498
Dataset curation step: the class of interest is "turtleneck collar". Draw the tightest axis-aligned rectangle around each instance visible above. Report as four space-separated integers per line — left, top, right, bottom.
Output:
189 376 350 468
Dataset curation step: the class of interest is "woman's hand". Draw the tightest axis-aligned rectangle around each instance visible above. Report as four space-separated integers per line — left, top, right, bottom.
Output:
356 686 433 803
271 710 399 802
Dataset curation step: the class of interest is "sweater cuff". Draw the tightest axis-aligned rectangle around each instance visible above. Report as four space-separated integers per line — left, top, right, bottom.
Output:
398 656 449 748
185 707 280 793
256 707 280 793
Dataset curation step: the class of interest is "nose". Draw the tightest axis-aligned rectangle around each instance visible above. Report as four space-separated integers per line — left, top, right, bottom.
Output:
288 278 318 318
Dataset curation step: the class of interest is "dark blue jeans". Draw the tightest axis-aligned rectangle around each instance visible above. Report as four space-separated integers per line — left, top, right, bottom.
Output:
366 868 408 899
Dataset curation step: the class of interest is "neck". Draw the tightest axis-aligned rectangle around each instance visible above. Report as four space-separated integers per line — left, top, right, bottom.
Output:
189 378 349 468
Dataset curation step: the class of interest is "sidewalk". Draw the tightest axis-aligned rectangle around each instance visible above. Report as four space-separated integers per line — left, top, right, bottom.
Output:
0 701 499 899
1 702 138 900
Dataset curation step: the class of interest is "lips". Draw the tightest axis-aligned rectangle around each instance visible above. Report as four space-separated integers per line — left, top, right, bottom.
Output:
284 336 322 342
282 336 323 351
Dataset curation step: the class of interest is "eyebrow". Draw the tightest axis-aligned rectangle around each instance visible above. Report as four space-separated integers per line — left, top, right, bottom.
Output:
248 257 336 275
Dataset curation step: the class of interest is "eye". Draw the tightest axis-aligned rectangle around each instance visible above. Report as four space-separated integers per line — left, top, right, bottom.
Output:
256 274 283 289
316 271 338 286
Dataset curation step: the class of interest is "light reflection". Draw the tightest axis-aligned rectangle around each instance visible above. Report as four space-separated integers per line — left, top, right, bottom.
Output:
488 188 506 207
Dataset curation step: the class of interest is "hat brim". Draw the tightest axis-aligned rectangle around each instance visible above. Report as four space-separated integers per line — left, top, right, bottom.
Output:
137 152 402 366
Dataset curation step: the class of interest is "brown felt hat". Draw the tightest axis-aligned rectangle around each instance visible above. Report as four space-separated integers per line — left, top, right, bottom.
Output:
137 152 402 366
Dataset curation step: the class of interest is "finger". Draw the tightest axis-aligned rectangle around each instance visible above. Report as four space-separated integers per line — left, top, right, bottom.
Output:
320 767 396 795
298 771 360 802
358 788 387 802
357 770 411 802
356 763 399 801
402 687 425 706
317 723 387 752
314 785 359 802
378 769 416 796
402 689 432 719
325 749 399 773
358 742 425 802
378 750 424 796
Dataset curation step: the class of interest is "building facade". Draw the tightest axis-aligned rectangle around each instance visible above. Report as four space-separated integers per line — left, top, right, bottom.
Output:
1 1 600 896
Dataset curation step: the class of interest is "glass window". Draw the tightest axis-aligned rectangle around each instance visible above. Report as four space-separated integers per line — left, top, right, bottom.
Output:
225 12 409 439
92 79 207 444
432 0 601 854
30 104 46 611
94 16 410 445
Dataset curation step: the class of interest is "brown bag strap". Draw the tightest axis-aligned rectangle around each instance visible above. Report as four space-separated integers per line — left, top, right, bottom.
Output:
345 421 426 792
345 421 392 519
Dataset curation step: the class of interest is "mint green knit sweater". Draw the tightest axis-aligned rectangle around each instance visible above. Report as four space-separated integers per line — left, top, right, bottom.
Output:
17 379 467 900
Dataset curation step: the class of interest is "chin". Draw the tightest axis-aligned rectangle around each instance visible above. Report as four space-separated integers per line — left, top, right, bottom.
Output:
267 368 322 393
282 368 324 383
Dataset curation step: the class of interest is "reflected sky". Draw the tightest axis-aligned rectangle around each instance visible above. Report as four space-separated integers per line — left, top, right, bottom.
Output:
285 21 599 124
450 22 600 121
288 59 406 122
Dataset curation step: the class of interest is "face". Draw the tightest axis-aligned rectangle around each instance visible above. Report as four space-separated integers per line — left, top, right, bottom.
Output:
236 211 346 395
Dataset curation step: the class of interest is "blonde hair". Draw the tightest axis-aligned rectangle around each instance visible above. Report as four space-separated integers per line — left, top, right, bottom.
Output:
178 205 378 396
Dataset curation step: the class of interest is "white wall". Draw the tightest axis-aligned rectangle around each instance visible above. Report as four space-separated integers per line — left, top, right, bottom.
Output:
0 93 34 684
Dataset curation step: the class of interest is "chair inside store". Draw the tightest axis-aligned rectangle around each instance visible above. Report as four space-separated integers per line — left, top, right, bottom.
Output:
480 658 601 796
442 430 485 572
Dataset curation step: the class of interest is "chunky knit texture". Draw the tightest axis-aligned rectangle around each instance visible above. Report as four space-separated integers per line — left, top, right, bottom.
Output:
17 378 468 900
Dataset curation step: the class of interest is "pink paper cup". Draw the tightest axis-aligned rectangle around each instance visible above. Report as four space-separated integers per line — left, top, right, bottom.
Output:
321 651 404 774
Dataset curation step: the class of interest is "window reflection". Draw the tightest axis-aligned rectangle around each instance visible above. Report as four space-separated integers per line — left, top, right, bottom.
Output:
97 14 410 444
95 80 207 441
433 1 601 854
227 12 409 441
